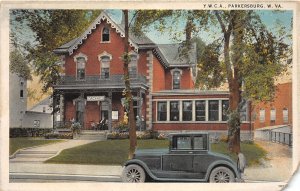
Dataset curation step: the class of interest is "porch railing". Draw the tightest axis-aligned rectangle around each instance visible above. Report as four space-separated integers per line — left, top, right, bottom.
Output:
270 131 293 147
57 74 147 87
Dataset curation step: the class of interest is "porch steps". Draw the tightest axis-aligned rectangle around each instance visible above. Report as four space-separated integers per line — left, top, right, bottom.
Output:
77 131 107 140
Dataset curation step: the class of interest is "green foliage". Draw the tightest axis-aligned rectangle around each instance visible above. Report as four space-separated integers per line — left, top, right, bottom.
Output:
11 10 101 92
9 49 32 80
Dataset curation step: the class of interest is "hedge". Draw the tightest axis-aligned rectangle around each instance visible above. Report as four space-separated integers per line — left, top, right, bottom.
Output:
10 128 53 138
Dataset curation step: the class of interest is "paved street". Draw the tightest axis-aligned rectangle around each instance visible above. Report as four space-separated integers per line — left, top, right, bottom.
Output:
9 139 293 183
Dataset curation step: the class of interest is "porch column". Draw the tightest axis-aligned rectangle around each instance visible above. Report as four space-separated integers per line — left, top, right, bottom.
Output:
59 94 64 123
108 91 112 132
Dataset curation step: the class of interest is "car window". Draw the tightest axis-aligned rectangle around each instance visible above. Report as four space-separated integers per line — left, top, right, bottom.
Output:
194 135 207 150
176 136 192 150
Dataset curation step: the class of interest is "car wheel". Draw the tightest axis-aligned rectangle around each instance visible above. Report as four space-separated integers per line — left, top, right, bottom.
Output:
209 166 235 183
122 164 146 183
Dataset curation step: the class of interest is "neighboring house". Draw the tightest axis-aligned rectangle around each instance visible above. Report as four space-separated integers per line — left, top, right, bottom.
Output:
52 11 251 136
9 72 27 128
253 82 292 129
22 96 53 129
9 62 53 129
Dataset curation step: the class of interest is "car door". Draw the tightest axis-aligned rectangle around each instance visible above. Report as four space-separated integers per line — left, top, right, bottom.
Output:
192 135 210 179
161 136 194 179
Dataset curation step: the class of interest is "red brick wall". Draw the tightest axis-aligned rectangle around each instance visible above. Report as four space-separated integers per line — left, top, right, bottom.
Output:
152 56 166 92
65 100 76 122
253 82 292 129
84 102 100 129
64 19 135 76
164 68 194 90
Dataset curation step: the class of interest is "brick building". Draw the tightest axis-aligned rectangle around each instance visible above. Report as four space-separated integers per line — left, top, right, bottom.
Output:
53 11 251 134
253 82 292 129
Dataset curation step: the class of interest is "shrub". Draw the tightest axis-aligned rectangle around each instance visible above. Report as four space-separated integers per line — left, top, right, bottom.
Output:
113 121 129 133
10 128 52 138
219 134 229 143
45 132 73 139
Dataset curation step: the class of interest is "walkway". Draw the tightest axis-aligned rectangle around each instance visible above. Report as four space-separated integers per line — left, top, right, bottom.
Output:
244 140 292 182
10 140 98 162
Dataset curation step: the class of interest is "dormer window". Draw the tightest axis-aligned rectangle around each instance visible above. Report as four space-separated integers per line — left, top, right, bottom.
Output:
171 69 182 90
102 27 110 42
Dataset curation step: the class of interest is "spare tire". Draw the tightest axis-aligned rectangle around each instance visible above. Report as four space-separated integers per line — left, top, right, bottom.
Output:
237 152 246 173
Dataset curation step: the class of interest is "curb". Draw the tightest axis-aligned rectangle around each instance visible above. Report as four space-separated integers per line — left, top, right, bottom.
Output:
10 172 122 182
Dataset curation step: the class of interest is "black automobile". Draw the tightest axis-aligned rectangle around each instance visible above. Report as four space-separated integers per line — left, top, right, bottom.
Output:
122 132 245 183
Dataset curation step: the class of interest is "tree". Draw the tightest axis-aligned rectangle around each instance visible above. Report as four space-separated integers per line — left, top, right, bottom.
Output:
122 10 137 159
9 48 32 80
10 10 101 92
132 10 291 153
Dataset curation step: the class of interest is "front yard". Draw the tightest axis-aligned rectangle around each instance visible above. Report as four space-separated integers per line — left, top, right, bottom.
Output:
46 139 267 166
9 138 63 155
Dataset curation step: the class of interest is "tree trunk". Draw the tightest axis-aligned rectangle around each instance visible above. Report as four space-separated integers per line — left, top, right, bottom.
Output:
123 10 137 159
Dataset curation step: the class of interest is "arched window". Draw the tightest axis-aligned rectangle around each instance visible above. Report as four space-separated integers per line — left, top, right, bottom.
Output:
76 57 86 80
173 70 181 89
102 27 110 42
101 56 110 79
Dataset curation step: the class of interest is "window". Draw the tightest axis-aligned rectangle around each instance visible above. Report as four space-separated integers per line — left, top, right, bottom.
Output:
20 90 24 98
101 56 110 79
170 101 180 121
283 108 288 124
194 135 208 150
157 102 167 121
208 100 219 121
102 27 110 42
259 109 265 123
173 136 192 150
129 55 138 76
182 101 192 121
270 109 276 123
173 71 181 89
195 100 206 121
76 57 86 80
222 100 229 121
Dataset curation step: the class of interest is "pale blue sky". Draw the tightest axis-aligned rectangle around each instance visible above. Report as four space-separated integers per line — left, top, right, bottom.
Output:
11 9 293 48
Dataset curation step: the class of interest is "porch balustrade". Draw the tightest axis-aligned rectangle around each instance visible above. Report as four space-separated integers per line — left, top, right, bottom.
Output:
57 74 147 87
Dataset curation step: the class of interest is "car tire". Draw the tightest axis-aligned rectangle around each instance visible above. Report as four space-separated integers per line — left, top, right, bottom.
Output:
209 166 235 183
122 164 146 183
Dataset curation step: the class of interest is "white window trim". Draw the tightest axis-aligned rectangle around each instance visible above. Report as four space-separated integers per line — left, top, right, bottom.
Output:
74 52 88 80
170 68 183 90
155 98 234 123
98 51 112 78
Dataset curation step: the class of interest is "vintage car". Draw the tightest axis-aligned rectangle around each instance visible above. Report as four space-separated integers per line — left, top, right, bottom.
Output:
122 132 245 183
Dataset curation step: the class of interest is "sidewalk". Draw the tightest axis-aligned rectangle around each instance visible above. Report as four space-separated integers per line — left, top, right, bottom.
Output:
244 140 292 182
10 163 122 182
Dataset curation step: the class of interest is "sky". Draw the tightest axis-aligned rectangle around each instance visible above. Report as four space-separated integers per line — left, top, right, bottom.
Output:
106 9 293 45
10 9 293 48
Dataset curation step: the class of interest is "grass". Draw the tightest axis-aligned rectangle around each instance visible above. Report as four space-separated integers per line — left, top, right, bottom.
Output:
9 137 63 155
46 139 267 166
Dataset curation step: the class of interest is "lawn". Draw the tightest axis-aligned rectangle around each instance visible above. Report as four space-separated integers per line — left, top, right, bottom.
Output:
46 139 267 166
10 137 63 155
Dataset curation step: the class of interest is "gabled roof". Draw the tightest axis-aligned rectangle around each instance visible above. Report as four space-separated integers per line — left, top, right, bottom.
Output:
53 11 197 69
153 43 197 68
53 11 156 55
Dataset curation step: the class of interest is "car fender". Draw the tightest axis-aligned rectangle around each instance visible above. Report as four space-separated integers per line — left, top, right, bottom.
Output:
204 160 240 181
123 159 158 180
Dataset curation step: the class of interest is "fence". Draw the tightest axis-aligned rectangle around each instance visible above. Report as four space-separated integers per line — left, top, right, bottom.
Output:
270 131 292 147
